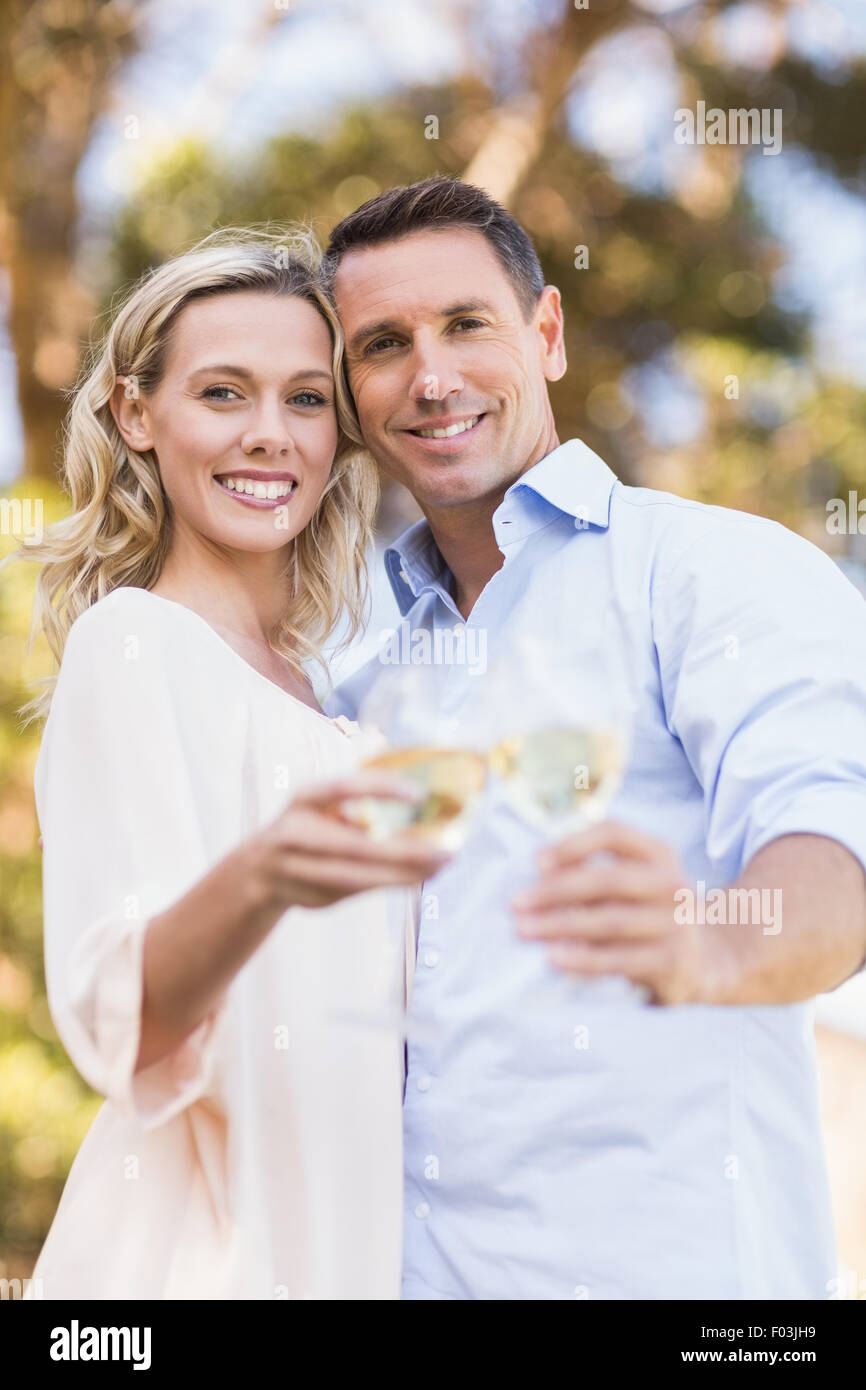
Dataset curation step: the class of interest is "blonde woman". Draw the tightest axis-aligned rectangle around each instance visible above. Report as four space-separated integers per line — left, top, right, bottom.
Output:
10 228 447 1300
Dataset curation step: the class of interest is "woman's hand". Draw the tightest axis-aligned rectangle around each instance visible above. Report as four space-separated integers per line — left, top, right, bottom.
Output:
250 771 451 910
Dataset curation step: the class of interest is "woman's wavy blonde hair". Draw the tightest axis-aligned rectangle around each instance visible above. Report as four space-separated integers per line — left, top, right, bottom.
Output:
8 225 378 727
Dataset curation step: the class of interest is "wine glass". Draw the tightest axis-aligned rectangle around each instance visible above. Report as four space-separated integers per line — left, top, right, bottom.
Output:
326 654 489 1040
342 657 490 854
483 604 648 1007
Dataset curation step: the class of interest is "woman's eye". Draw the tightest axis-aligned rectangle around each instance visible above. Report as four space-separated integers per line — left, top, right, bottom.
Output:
201 385 239 401
291 390 328 407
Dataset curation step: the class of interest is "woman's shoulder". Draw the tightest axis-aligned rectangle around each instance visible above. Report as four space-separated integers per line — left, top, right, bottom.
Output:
65 586 223 660
44 586 248 753
57 586 246 709
69 585 185 634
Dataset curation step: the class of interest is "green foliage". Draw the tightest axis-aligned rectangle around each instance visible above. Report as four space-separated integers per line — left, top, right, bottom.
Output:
0 482 101 1276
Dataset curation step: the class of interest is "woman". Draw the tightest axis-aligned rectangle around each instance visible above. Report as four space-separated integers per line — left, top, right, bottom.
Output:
10 227 447 1299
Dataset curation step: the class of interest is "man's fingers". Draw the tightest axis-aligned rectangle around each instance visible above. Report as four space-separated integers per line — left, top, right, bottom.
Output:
514 862 677 913
545 820 677 868
517 902 668 942
547 939 662 992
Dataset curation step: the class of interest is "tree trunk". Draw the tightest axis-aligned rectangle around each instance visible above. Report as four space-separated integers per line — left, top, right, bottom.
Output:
0 0 138 480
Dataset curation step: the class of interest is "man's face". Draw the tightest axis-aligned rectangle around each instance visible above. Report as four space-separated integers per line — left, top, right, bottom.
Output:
334 228 566 513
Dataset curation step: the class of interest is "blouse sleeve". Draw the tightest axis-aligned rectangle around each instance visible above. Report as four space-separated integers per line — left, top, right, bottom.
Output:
34 593 246 1130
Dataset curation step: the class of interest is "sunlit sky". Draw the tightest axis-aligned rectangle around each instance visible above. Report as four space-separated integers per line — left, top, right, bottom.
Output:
2 0 866 480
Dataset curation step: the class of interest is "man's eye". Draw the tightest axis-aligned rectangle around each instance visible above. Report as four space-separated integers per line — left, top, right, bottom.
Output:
291 390 328 407
201 385 239 401
452 318 485 332
365 337 400 355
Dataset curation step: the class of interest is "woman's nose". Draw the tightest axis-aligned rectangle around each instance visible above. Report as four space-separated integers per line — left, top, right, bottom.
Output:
241 405 294 455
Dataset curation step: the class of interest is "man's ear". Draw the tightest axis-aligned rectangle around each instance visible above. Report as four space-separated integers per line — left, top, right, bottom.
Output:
109 375 155 452
535 285 567 383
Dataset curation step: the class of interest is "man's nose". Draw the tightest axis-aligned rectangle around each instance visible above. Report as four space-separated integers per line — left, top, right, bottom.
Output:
407 339 464 403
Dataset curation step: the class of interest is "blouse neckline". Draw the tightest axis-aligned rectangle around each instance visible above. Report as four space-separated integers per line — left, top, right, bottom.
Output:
111 587 355 736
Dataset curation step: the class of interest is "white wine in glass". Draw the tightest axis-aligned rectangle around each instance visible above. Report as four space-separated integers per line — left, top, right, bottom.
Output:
340 745 489 853
488 725 626 835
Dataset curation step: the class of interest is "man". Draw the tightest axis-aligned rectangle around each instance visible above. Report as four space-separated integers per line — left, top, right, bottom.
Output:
321 176 866 1300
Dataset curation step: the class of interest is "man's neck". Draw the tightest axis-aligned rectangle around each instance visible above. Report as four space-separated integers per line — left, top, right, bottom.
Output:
423 431 560 620
425 501 505 619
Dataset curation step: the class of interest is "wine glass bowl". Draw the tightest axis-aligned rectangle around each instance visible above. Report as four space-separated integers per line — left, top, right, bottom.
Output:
488 724 626 836
339 744 490 853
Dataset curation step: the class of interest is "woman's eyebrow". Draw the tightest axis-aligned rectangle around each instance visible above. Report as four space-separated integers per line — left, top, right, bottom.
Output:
188 363 253 378
186 365 333 381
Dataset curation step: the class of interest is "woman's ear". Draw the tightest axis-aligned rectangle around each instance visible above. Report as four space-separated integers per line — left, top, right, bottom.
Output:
109 375 155 452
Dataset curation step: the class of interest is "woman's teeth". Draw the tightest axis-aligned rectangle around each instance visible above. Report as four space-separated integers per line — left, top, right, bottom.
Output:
414 415 481 439
217 476 295 499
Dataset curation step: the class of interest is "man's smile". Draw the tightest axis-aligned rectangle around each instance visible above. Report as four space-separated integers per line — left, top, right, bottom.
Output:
401 412 487 452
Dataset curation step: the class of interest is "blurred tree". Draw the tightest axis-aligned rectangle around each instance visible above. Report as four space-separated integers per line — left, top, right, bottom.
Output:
101 0 866 538
0 0 140 480
0 486 101 1281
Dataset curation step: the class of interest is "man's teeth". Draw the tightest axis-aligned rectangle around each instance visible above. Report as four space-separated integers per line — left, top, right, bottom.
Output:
415 415 480 439
219 477 295 499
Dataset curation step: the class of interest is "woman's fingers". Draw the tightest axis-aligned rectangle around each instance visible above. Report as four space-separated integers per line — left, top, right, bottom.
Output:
274 850 439 904
272 806 447 868
294 771 422 809
261 772 453 907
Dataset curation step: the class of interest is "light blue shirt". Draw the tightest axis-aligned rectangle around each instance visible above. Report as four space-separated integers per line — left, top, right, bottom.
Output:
328 438 866 1300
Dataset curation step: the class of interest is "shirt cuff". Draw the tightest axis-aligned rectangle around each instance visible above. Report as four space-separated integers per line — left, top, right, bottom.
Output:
742 785 866 975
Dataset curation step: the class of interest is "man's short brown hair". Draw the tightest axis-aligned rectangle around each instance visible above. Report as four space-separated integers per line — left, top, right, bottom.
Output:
322 175 545 319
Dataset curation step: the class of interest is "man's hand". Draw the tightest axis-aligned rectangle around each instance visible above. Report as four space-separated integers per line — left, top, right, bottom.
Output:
512 821 735 1005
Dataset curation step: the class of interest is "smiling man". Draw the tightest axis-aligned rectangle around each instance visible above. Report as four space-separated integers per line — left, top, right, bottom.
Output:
322 176 866 1301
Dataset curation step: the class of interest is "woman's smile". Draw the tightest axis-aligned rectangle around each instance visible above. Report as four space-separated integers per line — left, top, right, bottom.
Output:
213 468 299 510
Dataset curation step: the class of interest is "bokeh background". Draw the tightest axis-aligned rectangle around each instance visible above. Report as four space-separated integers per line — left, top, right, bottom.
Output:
1 0 865 1291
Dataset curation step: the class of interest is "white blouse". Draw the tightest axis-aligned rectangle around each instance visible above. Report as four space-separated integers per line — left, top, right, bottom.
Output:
29 586 410 1300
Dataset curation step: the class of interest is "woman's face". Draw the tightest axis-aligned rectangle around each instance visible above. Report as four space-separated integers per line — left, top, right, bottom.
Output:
115 289 339 554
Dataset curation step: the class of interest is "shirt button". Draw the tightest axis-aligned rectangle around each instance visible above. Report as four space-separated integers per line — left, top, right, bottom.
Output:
423 950 439 968
414 1201 431 1220
444 716 459 731
416 1074 433 1092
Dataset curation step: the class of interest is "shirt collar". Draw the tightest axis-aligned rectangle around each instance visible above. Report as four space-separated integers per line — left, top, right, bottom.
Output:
384 439 619 616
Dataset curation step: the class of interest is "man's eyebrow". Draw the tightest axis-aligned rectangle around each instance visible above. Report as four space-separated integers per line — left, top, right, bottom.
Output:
441 301 496 317
347 323 398 356
348 302 496 355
